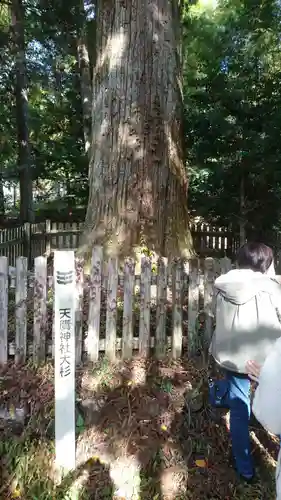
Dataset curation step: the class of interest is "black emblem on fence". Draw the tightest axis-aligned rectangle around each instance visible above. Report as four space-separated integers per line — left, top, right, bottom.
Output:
56 270 74 285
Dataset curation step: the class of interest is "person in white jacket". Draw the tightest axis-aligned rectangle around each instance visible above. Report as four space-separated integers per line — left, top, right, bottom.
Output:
209 242 281 482
251 339 281 499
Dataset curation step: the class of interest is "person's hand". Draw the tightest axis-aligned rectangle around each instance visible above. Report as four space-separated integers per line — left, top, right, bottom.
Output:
245 360 261 381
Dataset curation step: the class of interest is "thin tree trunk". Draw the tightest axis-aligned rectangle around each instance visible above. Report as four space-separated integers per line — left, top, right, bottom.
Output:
11 0 33 222
83 0 193 258
76 0 92 157
239 172 246 245
0 174 5 217
13 184 17 208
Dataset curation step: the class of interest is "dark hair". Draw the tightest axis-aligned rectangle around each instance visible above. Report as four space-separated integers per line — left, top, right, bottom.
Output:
236 242 273 274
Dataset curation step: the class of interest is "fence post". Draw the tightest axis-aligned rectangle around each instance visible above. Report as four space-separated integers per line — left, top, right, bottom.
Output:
46 220 51 257
33 256 47 363
188 258 199 355
172 258 183 359
0 257 8 364
105 257 118 361
23 222 31 268
139 256 151 357
155 257 167 359
88 246 103 362
204 257 215 347
15 256 27 364
220 256 232 274
122 258 135 360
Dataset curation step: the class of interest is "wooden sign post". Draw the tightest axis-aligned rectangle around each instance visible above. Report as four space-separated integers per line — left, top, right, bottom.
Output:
54 250 76 472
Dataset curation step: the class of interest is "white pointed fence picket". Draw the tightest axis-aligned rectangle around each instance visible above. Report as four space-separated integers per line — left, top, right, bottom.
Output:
0 248 233 365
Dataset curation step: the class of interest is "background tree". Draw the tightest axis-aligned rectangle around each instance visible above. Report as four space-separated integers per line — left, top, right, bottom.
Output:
0 0 92 220
11 0 34 222
183 0 281 242
0 1 16 218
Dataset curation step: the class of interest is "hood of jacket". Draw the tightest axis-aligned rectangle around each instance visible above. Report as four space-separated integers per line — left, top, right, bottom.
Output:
214 269 279 306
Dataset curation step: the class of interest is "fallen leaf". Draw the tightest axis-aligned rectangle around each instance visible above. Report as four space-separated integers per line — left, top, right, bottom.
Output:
195 458 207 468
11 487 21 498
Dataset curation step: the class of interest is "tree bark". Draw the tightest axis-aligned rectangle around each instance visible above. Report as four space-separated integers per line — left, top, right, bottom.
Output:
11 0 33 222
239 171 246 246
83 0 193 258
0 173 4 218
76 0 92 157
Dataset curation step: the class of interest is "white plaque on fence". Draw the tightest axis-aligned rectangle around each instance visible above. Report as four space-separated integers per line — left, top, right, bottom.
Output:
54 250 76 472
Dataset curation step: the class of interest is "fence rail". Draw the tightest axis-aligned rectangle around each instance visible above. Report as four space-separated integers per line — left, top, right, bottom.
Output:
0 249 234 365
0 220 239 267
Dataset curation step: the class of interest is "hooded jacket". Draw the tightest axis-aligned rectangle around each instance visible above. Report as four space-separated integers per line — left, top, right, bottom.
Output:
252 337 281 499
210 268 281 373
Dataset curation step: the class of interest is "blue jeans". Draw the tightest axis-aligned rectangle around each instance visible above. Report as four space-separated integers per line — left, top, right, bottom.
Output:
226 371 254 478
209 371 254 478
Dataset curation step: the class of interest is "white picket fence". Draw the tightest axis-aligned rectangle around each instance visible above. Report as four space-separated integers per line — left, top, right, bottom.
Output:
0 248 233 365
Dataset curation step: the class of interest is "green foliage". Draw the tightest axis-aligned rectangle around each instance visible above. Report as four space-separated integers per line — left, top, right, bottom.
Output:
183 0 281 236
0 0 92 214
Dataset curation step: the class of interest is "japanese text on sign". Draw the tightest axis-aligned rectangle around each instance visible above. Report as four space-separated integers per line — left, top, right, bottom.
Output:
54 251 76 472
59 308 72 378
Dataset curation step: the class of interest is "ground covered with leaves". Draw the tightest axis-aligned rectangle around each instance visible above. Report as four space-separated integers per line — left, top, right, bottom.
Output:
0 356 278 500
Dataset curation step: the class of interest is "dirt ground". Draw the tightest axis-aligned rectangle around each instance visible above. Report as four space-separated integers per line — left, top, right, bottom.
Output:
0 356 278 500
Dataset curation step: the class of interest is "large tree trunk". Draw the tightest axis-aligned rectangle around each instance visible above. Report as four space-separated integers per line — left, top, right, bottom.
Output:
83 0 193 258
11 0 33 222
76 0 92 157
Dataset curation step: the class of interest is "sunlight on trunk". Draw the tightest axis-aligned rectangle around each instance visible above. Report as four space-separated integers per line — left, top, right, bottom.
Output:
83 0 193 259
